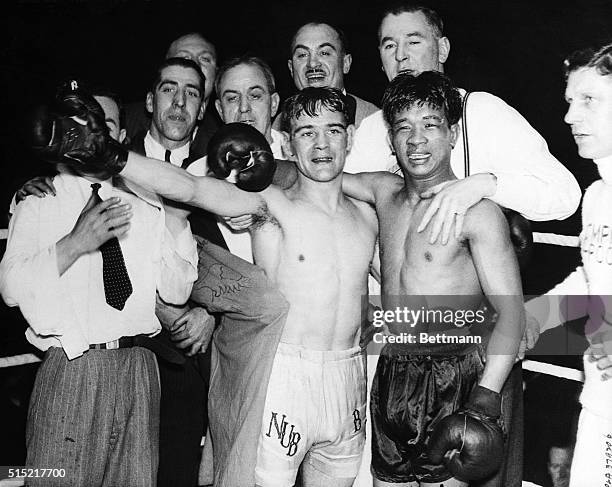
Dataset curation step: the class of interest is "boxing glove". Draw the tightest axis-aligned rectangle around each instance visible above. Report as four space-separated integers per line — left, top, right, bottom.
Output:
502 208 533 271
29 80 128 178
427 385 504 482
207 122 276 192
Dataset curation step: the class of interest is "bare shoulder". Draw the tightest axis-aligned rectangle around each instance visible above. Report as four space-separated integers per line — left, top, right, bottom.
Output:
463 199 508 240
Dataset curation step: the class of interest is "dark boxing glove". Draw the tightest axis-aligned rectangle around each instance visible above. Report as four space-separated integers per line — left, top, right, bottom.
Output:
427 385 504 482
207 122 276 192
502 208 533 271
29 80 127 178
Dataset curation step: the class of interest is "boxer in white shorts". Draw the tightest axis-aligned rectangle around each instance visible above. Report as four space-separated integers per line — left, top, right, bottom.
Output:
112 86 378 486
256 343 366 485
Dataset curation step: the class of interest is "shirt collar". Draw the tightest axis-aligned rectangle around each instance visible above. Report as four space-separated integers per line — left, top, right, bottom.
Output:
144 132 191 167
270 129 284 159
594 154 612 184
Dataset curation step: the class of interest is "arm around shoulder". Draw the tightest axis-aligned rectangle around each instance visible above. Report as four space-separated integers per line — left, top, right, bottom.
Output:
342 171 398 204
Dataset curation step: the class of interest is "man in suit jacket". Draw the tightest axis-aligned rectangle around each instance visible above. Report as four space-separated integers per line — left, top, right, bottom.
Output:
272 22 378 131
125 32 222 160
131 56 223 487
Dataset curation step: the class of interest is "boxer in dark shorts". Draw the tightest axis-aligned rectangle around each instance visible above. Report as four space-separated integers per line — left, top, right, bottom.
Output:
341 71 525 486
371 344 484 483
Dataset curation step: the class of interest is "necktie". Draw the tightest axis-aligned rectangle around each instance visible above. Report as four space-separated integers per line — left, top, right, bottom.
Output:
164 149 171 163
90 183 133 310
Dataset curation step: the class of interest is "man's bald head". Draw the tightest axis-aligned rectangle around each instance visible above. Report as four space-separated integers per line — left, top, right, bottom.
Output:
166 33 217 101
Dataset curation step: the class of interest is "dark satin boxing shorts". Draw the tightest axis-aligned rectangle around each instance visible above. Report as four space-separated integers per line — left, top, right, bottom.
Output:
370 344 485 484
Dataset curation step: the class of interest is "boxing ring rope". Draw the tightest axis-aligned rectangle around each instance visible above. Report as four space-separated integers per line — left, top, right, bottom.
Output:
533 232 579 247
0 229 587 379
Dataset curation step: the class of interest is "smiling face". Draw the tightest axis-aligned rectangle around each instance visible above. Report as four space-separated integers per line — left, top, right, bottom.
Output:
166 34 217 101
288 23 352 90
378 11 449 82
389 103 458 180
215 63 280 140
146 64 205 148
564 66 612 160
285 106 354 182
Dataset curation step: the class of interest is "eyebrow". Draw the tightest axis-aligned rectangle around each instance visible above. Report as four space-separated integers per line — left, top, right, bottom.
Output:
105 118 118 127
158 79 202 94
292 42 338 54
392 114 443 125
293 122 346 133
221 85 266 96
380 31 426 44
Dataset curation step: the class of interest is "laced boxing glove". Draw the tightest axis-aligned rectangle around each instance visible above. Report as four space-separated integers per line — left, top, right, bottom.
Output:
502 208 533 271
427 385 504 482
207 122 277 192
29 80 128 178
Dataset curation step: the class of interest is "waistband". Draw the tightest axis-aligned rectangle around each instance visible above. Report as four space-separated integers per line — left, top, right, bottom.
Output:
380 341 482 359
277 342 362 363
88 333 186 365
89 335 145 350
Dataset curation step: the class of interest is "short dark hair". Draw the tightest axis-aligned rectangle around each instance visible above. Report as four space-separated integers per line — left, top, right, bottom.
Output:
563 42 612 79
289 22 350 57
281 87 351 133
214 56 276 97
378 2 444 43
150 57 206 95
382 70 462 127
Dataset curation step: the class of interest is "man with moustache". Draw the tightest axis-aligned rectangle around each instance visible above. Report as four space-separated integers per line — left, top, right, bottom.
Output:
125 32 221 158
273 21 378 130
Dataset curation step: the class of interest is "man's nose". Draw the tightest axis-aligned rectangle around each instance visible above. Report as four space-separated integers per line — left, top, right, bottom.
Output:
314 131 329 148
564 101 581 125
395 40 409 62
407 127 426 145
173 90 186 107
239 96 251 113
307 53 321 68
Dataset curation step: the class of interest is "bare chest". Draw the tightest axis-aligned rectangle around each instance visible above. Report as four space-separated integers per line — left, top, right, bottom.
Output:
377 199 474 294
254 201 377 285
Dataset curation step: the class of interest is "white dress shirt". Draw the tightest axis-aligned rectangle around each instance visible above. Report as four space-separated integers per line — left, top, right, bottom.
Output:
0 174 198 359
144 132 191 167
345 90 581 221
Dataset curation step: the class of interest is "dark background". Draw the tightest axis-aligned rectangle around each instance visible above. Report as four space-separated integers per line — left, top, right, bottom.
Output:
1 0 611 233
0 0 610 481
